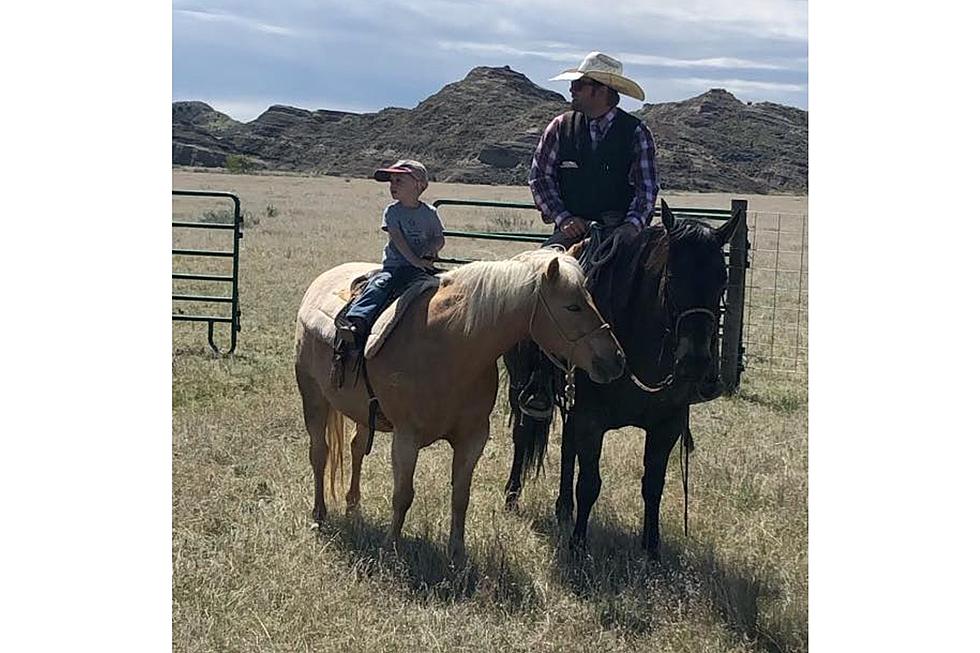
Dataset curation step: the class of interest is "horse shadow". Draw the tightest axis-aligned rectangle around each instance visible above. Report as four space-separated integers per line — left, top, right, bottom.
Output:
524 509 790 652
313 509 540 612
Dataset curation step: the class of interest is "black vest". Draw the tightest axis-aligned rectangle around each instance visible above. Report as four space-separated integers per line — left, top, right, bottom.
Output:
557 108 640 219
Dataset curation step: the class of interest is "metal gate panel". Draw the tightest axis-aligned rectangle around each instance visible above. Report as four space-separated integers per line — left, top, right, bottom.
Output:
172 190 244 355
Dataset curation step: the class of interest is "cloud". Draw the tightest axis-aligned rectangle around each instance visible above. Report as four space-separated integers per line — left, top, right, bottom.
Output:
174 8 300 37
620 0 808 41
437 41 802 71
673 77 807 93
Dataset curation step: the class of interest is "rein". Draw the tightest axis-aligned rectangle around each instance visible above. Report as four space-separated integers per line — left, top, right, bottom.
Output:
580 227 620 274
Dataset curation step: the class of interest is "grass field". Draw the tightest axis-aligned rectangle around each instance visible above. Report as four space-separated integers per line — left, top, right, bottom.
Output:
172 169 808 652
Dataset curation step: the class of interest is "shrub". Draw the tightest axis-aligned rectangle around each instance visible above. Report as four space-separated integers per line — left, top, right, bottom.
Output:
199 208 259 228
225 154 255 174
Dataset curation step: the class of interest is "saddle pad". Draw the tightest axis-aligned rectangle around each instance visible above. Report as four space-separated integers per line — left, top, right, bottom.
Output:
364 276 440 359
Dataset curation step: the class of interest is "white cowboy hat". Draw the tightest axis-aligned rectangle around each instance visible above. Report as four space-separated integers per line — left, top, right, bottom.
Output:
550 51 645 101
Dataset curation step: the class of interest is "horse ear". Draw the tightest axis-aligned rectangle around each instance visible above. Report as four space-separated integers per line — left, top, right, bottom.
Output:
715 210 745 245
660 199 675 231
567 239 586 260
545 256 560 282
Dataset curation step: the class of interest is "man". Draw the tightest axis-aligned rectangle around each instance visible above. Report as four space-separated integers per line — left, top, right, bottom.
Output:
530 51 659 252
514 51 659 418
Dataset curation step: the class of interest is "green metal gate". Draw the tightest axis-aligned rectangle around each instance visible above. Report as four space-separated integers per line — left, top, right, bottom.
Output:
172 189 243 355
431 198 749 394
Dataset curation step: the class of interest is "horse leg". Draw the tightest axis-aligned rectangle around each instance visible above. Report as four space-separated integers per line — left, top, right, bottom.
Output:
297 369 329 524
642 409 686 561
572 424 604 549
388 430 420 544
345 422 369 513
449 424 490 565
555 423 576 525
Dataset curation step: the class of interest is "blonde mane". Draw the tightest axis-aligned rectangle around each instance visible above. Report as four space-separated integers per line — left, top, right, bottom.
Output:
442 248 586 335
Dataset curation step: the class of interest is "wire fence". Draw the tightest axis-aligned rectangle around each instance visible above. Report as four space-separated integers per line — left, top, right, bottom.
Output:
743 210 808 374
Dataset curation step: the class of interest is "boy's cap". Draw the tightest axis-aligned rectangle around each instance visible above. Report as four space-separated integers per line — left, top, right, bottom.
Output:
373 159 428 188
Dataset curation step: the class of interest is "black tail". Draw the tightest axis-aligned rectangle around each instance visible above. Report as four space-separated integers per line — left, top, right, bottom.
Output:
503 340 557 486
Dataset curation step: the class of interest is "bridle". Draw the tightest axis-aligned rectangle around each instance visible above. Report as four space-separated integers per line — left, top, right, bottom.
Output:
626 271 722 395
528 285 612 410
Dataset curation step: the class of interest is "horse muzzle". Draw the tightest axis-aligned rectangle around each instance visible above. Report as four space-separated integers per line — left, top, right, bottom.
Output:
673 331 713 381
587 346 626 383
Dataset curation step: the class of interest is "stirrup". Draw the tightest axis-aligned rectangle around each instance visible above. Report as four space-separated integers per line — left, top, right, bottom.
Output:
517 386 553 420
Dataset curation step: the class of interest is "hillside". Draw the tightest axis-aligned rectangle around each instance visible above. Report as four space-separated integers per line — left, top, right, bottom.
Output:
173 66 807 193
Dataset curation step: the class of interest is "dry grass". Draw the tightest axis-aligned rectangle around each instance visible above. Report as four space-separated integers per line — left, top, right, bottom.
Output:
172 169 808 652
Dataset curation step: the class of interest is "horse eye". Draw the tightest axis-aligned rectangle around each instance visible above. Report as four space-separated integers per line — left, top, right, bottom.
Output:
565 304 582 312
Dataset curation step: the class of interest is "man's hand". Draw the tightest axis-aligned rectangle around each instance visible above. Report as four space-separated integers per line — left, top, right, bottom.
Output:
559 216 588 240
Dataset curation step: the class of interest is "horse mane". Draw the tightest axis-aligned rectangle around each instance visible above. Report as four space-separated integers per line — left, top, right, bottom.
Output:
442 248 585 335
669 218 718 244
644 219 718 273
592 219 719 333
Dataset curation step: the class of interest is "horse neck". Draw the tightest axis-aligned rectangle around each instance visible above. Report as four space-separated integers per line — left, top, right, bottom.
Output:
620 268 671 376
443 263 538 361
465 295 534 361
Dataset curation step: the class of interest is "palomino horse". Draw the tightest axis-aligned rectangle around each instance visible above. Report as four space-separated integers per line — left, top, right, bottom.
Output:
503 201 743 560
295 249 625 563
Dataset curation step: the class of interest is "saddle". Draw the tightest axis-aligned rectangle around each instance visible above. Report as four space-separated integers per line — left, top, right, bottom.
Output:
324 268 439 394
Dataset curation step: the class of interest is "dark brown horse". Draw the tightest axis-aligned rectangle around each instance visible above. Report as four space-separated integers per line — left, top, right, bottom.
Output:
503 200 743 560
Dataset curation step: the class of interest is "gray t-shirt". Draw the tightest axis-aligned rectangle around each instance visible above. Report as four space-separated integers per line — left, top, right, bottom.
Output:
381 201 444 268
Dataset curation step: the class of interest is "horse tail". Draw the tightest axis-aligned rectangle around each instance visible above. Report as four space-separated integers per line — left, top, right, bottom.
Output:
523 412 552 481
504 341 554 483
507 385 553 482
325 404 347 501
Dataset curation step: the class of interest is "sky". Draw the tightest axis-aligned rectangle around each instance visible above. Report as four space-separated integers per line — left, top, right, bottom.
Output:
173 0 808 122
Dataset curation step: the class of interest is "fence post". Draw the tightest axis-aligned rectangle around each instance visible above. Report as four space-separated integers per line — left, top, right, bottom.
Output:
720 199 749 394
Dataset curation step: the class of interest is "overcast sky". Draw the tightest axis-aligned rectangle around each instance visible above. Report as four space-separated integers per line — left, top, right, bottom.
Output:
173 0 808 122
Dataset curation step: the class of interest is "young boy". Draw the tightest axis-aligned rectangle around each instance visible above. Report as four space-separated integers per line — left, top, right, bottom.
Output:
335 159 445 345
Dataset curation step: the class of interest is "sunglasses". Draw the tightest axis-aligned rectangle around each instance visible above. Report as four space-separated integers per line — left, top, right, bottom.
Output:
570 78 602 92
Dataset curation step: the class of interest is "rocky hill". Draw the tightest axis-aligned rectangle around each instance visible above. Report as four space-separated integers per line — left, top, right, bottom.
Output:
173 66 807 193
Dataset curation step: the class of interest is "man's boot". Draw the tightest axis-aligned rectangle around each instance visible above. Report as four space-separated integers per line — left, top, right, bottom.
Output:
335 314 368 346
518 354 554 419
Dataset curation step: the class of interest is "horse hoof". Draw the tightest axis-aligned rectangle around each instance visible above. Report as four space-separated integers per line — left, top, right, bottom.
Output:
642 539 662 563
504 493 520 512
448 546 467 569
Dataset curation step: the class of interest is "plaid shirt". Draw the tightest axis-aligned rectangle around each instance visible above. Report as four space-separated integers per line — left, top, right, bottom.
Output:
529 107 659 230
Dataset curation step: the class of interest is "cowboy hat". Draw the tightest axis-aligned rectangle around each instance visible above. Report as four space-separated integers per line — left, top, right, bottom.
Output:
550 51 645 101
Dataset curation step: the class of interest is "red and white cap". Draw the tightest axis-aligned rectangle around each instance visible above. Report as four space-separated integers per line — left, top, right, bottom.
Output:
373 159 428 190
